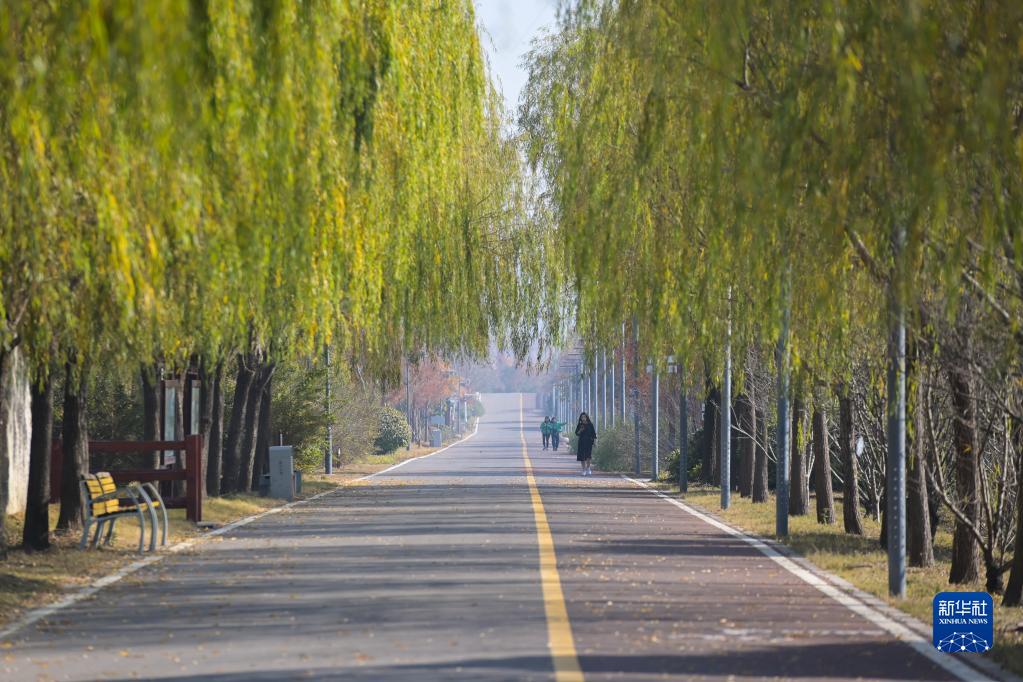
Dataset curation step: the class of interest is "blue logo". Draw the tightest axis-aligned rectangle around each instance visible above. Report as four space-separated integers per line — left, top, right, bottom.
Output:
933 592 993 653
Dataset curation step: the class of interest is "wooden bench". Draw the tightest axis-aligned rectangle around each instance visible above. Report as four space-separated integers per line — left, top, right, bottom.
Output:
80 472 168 553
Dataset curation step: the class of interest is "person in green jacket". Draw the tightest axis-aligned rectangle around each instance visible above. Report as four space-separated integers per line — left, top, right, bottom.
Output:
549 419 566 451
541 416 552 450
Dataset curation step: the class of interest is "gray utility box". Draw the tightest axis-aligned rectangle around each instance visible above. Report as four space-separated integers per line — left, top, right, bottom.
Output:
429 428 443 447
269 446 295 501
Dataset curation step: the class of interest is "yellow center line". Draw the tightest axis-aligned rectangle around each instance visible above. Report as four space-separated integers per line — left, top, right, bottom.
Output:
520 393 584 682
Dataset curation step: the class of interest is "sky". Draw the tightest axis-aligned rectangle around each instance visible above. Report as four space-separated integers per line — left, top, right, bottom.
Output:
475 0 560 116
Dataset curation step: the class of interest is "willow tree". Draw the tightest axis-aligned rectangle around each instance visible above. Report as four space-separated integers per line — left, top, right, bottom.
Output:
2 0 547 538
526 0 1023 597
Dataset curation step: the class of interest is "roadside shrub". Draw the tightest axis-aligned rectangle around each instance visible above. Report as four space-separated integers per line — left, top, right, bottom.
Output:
592 423 635 472
294 444 324 472
467 397 485 418
375 406 412 454
662 431 702 484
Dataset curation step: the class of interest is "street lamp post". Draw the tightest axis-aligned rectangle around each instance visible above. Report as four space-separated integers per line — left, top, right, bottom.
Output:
668 357 687 493
405 356 412 451
651 362 660 481
610 349 616 428
721 294 733 510
621 322 627 423
601 349 608 432
776 283 791 537
632 319 640 476
325 345 333 475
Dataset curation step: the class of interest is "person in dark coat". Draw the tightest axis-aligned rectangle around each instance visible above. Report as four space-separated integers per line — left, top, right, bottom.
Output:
575 412 596 476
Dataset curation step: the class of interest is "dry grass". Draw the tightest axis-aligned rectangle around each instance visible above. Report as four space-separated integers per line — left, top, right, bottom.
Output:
1 490 314 628
0 440 444 631
679 485 1023 676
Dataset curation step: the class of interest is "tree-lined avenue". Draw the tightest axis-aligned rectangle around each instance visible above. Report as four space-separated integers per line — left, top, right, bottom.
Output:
0 394 987 681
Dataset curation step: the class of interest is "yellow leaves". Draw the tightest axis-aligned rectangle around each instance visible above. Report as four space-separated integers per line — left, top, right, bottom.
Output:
0 0 525 371
844 49 863 73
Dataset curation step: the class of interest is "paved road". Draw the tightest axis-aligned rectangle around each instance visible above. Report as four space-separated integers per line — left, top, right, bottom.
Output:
1 393 986 680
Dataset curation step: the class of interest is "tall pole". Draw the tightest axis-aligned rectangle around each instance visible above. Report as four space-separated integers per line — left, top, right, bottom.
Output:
569 379 573 422
580 372 585 418
720 292 732 510
632 318 641 476
776 279 791 537
652 364 660 480
887 226 907 599
621 322 628 422
565 380 571 423
601 349 608 432
680 367 688 493
405 357 411 451
325 345 333 475
592 354 599 428
610 349 616 428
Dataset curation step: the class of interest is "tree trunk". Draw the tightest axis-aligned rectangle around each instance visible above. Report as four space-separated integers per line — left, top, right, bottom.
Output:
205 360 225 496
56 362 89 531
947 362 981 584
837 390 864 535
197 359 216 493
701 387 718 483
221 354 255 494
1003 415 1023 605
789 396 808 516
22 373 53 551
0 350 10 558
250 372 273 491
729 401 739 492
753 408 768 503
736 394 754 497
239 363 274 493
907 372 933 567
879 490 888 549
711 390 721 484
811 406 835 524
140 364 161 468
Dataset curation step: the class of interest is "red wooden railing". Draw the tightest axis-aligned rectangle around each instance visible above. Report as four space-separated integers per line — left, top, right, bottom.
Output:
50 435 204 522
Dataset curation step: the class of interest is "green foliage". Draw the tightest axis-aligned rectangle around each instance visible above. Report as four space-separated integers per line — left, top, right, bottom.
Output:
271 357 378 469
522 1 1023 382
467 397 485 419
374 406 412 454
592 423 634 472
293 445 326 474
0 0 552 395
662 432 702 485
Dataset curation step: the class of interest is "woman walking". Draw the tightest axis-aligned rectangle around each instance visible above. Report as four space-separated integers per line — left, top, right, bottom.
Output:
575 412 596 476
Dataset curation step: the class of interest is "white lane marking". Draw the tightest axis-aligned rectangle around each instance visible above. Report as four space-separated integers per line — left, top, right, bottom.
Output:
0 425 483 643
355 419 481 482
622 476 995 682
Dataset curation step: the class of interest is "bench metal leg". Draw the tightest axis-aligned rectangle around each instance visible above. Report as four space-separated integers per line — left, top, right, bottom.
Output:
79 521 93 550
143 483 169 547
103 519 116 546
91 520 105 548
135 508 146 553
159 499 169 546
138 486 160 552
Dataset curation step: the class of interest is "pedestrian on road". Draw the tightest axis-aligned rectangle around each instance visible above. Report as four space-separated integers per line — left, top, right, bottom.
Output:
541 416 552 450
575 412 596 475
550 419 565 451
